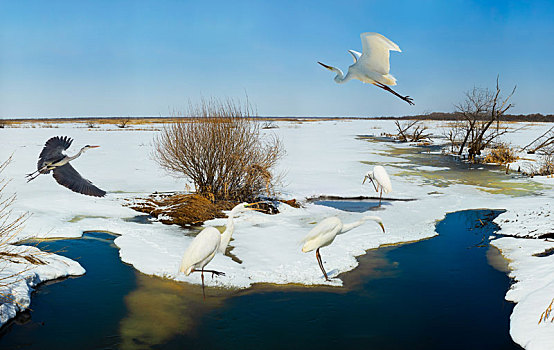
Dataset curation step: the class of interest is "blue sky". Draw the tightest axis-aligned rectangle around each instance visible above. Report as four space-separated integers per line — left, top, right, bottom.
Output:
1 0 553 117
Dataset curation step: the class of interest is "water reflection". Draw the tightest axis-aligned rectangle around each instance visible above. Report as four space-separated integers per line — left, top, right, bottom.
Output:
119 273 230 350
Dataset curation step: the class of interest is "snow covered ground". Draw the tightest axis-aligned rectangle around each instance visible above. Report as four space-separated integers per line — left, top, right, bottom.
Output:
0 119 553 349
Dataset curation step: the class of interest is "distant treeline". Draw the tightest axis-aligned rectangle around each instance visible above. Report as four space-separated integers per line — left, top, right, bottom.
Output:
373 112 554 122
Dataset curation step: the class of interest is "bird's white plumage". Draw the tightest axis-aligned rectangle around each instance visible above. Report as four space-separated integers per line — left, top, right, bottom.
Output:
348 49 362 63
178 202 255 278
301 217 343 253
358 32 401 76
179 226 221 275
371 165 392 194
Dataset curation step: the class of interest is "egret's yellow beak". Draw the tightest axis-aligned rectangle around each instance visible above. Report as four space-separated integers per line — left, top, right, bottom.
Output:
378 222 385 233
245 202 265 211
90 145 100 148
318 61 333 70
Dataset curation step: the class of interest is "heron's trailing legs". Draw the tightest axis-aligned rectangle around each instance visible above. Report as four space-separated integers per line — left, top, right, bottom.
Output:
191 268 225 300
315 248 330 281
373 82 414 105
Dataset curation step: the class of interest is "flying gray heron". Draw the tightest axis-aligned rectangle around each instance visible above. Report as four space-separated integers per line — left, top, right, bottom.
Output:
318 32 414 105
26 136 106 197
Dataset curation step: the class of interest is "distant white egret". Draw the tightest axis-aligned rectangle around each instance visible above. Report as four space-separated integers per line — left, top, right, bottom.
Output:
301 215 385 281
179 202 259 299
318 32 414 105
363 165 392 205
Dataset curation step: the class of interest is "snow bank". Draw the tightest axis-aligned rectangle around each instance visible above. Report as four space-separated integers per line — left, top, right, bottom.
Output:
0 244 85 327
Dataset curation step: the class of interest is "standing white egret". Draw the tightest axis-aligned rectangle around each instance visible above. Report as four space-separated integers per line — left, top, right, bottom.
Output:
363 165 392 206
179 202 259 298
301 215 385 281
318 32 414 105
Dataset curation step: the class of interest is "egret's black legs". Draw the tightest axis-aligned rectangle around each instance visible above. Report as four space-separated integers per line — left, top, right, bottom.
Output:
379 188 383 206
374 82 414 105
190 268 226 300
315 248 330 281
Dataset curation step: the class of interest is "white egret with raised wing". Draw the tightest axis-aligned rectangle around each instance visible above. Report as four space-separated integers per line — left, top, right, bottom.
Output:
318 32 414 105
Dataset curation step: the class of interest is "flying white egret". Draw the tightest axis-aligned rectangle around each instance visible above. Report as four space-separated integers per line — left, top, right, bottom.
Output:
363 165 392 206
179 202 260 299
301 215 385 281
26 136 105 197
318 32 414 105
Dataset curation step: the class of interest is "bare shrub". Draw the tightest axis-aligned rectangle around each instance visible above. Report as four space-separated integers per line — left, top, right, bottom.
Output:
153 98 285 202
116 117 131 128
85 120 97 128
0 119 6 129
394 120 430 142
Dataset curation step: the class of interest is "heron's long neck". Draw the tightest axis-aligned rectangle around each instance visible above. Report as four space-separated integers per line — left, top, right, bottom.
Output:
340 216 379 234
219 213 235 253
67 147 86 162
340 217 367 234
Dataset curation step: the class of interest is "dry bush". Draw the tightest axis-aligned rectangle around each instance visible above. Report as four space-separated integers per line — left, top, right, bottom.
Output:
153 98 285 202
484 143 518 164
0 157 46 307
0 119 6 129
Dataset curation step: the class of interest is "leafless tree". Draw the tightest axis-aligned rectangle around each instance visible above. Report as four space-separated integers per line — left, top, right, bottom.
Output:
153 98 285 202
452 77 516 161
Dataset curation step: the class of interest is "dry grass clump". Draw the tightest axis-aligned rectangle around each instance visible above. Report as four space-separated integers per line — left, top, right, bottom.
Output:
127 193 235 227
153 98 285 202
484 143 518 164
539 298 554 324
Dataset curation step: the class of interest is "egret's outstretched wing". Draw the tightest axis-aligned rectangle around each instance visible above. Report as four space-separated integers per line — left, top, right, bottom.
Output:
52 163 106 197
358 32 401 75
37 136 73 171
348 50 361 63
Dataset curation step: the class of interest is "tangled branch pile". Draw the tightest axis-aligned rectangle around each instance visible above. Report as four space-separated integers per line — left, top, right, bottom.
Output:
153 98 284 202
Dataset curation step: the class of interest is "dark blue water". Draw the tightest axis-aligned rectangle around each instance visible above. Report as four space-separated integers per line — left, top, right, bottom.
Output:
0 210 521 349
0 232 137 349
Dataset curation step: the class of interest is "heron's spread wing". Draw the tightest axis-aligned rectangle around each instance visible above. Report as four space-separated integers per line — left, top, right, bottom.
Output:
358 32 401 75
38 136 73 170
348 50 362 63
52 163 106 197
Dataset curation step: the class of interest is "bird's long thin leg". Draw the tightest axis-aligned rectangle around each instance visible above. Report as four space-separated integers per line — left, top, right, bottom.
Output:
379 188 382 206
316 248 330 281
373 82 414 105
201 268 205 300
